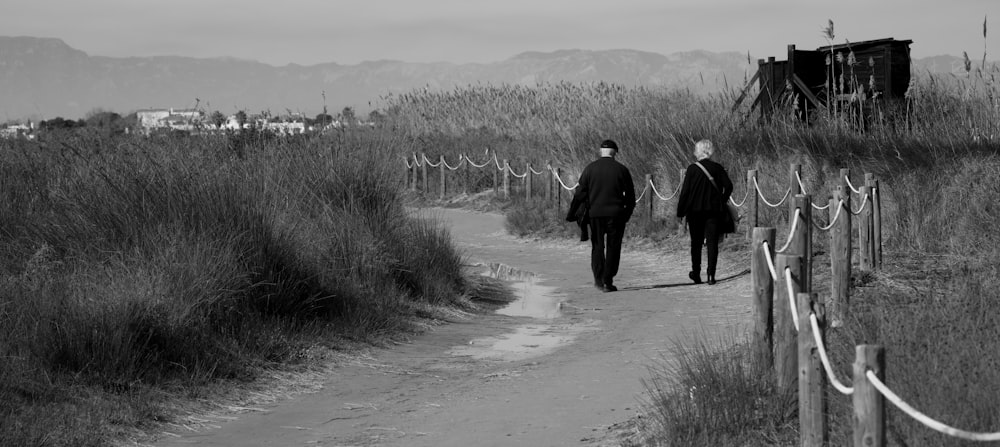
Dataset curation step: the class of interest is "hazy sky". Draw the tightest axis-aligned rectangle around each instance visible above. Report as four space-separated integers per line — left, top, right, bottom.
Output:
4 0 998 66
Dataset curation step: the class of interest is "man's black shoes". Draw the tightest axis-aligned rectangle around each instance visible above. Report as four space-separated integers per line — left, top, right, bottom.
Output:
688 271 703 284
594 281 617 292
707 276 717 285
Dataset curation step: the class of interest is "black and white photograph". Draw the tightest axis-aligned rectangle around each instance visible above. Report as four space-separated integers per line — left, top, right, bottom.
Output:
2 1 999 446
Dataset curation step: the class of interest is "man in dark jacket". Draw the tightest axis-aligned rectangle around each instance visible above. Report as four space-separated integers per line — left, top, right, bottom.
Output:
676 139 733 285
571 139 636 292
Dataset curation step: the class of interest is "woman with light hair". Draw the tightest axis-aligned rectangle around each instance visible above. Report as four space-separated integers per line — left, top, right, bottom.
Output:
676 139 733 285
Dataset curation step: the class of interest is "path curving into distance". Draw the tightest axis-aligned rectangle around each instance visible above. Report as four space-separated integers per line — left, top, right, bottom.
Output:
151 207 751 447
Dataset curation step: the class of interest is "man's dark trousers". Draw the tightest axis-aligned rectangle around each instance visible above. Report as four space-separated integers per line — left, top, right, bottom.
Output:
589 216 626 287
686 212 721 278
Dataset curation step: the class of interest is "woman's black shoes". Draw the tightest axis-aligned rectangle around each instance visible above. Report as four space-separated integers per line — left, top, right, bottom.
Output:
707 276 717 285
688 271 703 284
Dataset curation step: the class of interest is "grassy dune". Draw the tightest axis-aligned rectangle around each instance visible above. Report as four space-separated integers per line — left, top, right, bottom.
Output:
376 70 1000 445
0 130 504 446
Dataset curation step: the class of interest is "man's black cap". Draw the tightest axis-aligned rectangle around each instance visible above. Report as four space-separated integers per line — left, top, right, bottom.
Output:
600 139 618 150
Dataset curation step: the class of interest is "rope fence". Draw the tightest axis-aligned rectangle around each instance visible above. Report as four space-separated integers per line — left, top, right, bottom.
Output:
406 151 998 443
749 182 1000 445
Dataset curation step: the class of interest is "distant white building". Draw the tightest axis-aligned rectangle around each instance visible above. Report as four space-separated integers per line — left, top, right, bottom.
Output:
136 108 204 132
0 123 34 139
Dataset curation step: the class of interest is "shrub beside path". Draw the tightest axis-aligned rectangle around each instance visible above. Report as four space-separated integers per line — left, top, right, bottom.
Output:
151 207 751 447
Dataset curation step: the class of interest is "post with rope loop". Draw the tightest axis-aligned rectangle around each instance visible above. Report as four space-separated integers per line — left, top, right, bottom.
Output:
645 174 654 223
546 161 553 204
555 167 563 212
792 195 813 293
798 292 827 447
775 253 803 391
407 157 415 191
790 163 803 196
830 186 851 327
492 154 499 195
439 155 446 200
748 170 758 241
839 168 852 217
463 155 470 195
859 183 874 272
525 162 532 201
864 173 878 271
421 153 429 193
873 178 883 270
853 344 886 447
502 159 510 200
752 228 776 374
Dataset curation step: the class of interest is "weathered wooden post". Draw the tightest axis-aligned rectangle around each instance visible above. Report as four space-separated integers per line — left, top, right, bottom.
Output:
502 159 511 200
421 153 428 193
873 178 883 270
790 163 803 195
555 167 563 212
645 174 654 223
859 183 874 271
792 195 812 293
492 155 499 195
439 155 446 200
775 253 802 391
830 187 851 327
798 293 827 446
546 161 553 205
463 155 470 195
864 173 877 270
853 345 886 447
839 168 851 265
752 227 776 373
410 156 418 191
525 163 533 201
748 169 758 241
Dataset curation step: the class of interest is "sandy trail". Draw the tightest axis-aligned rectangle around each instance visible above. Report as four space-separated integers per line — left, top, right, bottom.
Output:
151 207 752 447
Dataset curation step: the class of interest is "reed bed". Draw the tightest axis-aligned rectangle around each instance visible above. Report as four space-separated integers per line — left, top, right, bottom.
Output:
0 130 506 446
376 68 1000 445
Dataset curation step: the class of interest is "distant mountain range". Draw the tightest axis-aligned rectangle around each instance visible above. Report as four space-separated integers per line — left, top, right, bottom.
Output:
0 36 978 121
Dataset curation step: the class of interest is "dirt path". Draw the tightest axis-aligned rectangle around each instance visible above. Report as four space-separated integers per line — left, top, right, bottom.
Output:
151 208 752 447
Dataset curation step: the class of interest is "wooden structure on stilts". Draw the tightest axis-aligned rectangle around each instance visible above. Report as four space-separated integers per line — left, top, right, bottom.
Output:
733 38 913 125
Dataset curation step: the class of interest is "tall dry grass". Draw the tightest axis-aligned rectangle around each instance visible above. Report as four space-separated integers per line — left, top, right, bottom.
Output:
376 69 1000 445
0 129 496 446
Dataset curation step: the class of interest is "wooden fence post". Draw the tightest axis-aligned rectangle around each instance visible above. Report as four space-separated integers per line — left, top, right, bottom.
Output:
439 155 446 200
525 163 532 201
790 163 803 196
463 155 470 195
645 174 654 223
873 178 883 270
775 253 802 391
799 293 827 446
410 156 418 191
853 345 886 447
502 159 510 200
555 167 563 212
792 195 812 293
752 227 776 374
830 187 851 327
492 156 499 195
859 184 873 272
546 161 553 205
421 153 428 193
748 169 758 241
